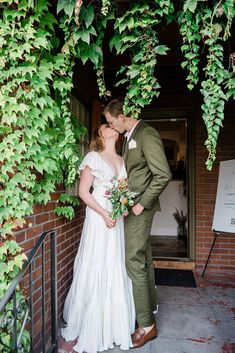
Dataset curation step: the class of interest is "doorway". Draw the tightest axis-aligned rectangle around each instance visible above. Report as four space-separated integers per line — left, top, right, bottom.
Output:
147 117 193 260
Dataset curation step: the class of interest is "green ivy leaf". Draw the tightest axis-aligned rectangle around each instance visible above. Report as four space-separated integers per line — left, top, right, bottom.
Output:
57 0 76 18
82 5 95 28
80 29 91 44
14 254 27 269
0 333 11 347
183 0 198 13
155 45 169 55
109 34 122 52
126 65 140 78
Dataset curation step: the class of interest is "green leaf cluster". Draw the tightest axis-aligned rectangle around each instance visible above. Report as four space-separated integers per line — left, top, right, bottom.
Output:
0 1 85 239
0 6 86 350
59 0 235 169
0 238 29 351
0 290 30 352
111 0 174 118
58 1 115 99
178 0 235 169
54 192 80 220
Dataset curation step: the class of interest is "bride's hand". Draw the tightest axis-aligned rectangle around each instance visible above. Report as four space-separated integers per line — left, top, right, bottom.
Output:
102 211 116 228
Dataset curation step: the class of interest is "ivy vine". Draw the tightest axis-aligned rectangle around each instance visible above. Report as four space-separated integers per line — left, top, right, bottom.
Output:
59 0 234 169
178 0 235 170
57 0 114 99
111 0 174 119
0 1 85 350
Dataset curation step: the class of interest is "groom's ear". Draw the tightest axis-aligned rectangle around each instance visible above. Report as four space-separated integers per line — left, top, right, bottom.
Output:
119 114 125 121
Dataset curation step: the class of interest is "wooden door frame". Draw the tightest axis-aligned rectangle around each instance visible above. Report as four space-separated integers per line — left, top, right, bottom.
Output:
144 108 196 262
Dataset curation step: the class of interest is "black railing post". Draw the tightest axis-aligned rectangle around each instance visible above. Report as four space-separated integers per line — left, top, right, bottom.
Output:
51 230 58 353
13 291 18 353
42 241 46 353
29 263 33 353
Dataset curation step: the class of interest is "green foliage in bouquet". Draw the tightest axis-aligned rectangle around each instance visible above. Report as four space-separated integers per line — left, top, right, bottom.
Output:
104 177 138 220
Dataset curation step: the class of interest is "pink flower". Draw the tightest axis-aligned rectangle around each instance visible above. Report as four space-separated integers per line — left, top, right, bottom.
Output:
105 190 110 195
122 211 129 217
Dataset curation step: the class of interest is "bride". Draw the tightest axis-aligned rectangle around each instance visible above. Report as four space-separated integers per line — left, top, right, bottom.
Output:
61 124 135 353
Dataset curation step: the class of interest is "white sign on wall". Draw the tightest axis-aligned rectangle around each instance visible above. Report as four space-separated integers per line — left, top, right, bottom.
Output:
212 159 235 233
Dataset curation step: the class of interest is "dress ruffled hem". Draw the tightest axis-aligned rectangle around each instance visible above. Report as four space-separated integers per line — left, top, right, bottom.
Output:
62 261 135 353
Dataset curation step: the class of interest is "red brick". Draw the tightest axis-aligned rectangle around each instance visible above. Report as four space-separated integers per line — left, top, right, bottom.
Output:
43 202 56 212
35 213 50 224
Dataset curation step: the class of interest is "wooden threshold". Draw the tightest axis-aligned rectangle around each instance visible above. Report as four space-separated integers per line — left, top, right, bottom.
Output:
153 259 195 270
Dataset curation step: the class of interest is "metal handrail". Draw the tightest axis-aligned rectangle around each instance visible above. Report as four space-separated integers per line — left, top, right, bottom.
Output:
0 229 58 353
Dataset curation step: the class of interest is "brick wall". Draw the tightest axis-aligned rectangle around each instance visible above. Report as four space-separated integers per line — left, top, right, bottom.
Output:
15 190 85 352
195 113 235 273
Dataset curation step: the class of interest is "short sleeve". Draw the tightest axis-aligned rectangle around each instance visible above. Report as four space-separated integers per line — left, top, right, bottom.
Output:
78 151 104 180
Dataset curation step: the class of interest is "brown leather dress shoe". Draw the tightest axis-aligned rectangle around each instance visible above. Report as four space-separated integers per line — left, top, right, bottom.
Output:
131 323 158 348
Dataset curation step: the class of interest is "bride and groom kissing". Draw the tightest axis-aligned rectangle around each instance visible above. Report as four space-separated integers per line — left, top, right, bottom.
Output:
61 98 171 353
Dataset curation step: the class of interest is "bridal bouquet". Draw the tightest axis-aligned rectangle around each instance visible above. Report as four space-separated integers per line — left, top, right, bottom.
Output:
104 177 139 220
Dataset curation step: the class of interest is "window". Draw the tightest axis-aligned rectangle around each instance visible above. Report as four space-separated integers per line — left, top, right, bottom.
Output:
66 94 90 196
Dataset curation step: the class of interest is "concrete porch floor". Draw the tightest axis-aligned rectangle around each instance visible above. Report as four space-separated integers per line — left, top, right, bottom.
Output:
58 271 235 353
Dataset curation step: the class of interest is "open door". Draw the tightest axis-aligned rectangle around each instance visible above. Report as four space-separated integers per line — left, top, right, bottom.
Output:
148 118 190 260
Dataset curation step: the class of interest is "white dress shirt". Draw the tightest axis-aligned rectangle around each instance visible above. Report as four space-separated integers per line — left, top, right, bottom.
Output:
124 120 141 142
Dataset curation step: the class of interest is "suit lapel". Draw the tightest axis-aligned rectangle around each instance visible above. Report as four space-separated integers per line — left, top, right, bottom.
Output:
123 137 128 160
122 136 127 156
123 120 143 162
129 120 143 141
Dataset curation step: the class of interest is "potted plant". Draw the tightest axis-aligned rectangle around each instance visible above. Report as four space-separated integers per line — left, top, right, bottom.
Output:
173 207 187 241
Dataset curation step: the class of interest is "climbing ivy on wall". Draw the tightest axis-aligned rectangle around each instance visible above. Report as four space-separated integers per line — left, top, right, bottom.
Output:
0 0 86 350
0 0 84 311
58 0 235 170
0 0 85 239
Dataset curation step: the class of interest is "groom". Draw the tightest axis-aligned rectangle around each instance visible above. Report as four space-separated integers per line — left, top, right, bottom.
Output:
104 98 171 348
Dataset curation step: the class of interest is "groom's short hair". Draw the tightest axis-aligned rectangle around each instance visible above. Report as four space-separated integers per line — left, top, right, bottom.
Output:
103 97 124 117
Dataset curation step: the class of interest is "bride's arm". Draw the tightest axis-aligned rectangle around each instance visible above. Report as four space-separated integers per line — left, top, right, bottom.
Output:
79 166 115 227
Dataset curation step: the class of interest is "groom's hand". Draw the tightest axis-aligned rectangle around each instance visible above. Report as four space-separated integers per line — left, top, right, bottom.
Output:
132 203 144 216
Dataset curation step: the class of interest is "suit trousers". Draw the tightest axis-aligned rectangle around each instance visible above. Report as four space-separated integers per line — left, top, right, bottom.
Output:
124 208 156 327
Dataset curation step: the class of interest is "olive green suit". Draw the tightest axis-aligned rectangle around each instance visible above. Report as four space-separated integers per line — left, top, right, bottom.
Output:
123 120 171 327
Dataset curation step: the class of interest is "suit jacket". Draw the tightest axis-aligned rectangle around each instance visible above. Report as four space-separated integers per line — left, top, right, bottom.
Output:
123 120 171 211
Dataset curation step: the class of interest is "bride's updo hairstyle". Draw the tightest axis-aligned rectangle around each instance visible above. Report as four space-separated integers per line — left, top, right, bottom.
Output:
89 127 105 152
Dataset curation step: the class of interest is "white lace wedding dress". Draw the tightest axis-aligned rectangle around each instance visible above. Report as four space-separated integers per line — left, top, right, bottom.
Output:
61 151 135 353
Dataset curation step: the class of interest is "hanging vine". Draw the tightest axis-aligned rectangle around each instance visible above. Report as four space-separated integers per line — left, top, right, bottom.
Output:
178 0 235 170
57 1 234 169
178 9 202 90
111 0 174 118
57 0 114 99
226 52 235 99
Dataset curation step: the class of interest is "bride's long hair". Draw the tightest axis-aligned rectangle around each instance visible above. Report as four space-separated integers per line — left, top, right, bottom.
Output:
89 127 105 152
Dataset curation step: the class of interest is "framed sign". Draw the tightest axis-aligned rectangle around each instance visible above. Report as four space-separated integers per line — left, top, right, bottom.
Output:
212 159 235 233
